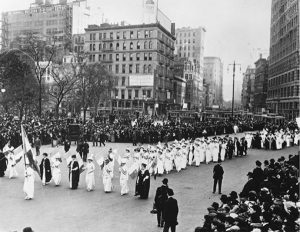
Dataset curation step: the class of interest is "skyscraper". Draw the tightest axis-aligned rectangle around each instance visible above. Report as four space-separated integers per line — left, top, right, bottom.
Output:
267 0 299 119
175 27 206 110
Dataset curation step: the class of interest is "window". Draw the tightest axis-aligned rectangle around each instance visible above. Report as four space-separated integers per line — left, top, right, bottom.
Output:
149 30 153 38
103 54 106 61
122 76 126 86
149 41 152 49
116 43 119 50
123 42 126 50
143 90 146 97
136 53 140 61
130 42 133 50
115 89 118 97
130 31 134 39
137 42 141 49
116 54 119 61
149 53 152 61
110 43 113 50
122 65 126 73
110 32 113 39
144 53 148 61
137 31 141 38
99 43 102 50
99 33 102 40
115 64 119 73
121 89 125 99
130 53 133 61
145 30 149 38
148 64 152 73
123 31 126 39
129 64 133 73
116 32 120 39
103 43 106 49
147 90 151 98
136 64 140 73
103 33 106 39
93 44 95 51
135 90 139 98
123 53 126 61
109 54 113 61
90 44 92 51
143 64 147 73
108 65 112 72
128 89 132 99
144 41 148 49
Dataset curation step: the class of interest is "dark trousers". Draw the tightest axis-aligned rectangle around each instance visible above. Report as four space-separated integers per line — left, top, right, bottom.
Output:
163 223 176 232
82 152 87 162
157 209 164 226
93 140 98 146
213 178 222 193
99 140 105 147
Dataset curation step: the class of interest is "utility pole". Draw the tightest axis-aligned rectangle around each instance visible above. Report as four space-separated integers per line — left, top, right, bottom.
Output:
228 61 241 118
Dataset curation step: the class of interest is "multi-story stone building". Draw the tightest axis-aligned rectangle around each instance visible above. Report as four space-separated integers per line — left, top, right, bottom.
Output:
175 27 205 110
241 67 256 111
267 0 299 119
84 22 176 115
0 0 94 50
203 57 223 107
254 55 268 113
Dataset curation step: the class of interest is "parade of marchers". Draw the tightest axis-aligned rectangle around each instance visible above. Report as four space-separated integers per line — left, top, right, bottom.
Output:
0 114 299 232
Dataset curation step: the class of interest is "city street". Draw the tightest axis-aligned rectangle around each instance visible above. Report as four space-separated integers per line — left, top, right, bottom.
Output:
0 135 298 232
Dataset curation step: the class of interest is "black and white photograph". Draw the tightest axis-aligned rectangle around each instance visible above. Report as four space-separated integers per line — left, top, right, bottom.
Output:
0 0 299 231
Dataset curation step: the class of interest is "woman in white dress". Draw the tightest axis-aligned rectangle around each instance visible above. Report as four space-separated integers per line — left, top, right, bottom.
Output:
212 140 219 162
156 151 164 175
174 147 182 172
286 133 291 147
164 149 173 174
194 142 201 166
85 156 95 191
8 152 18 179
119 159 129 195
206 141 213 164
23 163 34 200
220 140 227 162
102 158 113 193
52 157 61 186
200 141 206 163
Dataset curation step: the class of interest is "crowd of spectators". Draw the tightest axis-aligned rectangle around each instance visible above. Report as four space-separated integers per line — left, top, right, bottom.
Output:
0 113 298 151
195 154 299 232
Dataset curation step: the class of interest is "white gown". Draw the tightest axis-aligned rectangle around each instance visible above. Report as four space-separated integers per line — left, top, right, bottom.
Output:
23 167 34 199
8 154 18 179
188 145 194 166
157 155 164 175
200 143 206 163
212 143 219 162
194 146 201 166
206 143 212 164
85 162 95 191
220 143 226 161
119 165 129 195
52 160 61 186
102 162 113 192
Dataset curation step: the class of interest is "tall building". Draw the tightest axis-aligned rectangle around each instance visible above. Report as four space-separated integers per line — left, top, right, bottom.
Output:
175 27 206 110
0 0 95 50
267 0 299 119
241 67 256 111
84 22 176 115
203 57 223 107
254 55 268 113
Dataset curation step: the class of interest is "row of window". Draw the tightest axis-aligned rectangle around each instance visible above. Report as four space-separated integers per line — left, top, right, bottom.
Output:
89 30 154 41
176 31 197 38
115 89 152 100
269 69 300 87
176 39 196 45
90 52 154 62
115 64 153 74
267 85 299 98
89 41 154 51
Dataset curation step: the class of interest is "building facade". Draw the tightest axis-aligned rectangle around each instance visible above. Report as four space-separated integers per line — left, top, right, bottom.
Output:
175 27 206 110
0 0 93 50
85 23 176 115
254 55 268 113
241 67 256 111
267 0 300 119
203 57 223 107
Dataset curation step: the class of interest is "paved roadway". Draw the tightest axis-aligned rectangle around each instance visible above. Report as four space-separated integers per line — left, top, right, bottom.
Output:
0 133 298 232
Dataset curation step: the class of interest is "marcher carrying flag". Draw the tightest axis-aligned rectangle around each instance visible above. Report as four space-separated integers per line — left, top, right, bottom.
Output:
21 125 41 177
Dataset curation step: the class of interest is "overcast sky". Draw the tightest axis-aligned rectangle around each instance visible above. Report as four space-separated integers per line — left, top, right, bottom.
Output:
1 0 272 101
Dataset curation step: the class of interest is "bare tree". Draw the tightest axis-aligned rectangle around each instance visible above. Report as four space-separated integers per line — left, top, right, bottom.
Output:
48 64 79 118
16 33 58 117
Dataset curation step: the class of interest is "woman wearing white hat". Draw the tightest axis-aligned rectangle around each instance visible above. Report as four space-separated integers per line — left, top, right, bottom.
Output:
102 157 113 193
23 163 34 200
85 155 95 191
52 155 61 186
119 158 129 195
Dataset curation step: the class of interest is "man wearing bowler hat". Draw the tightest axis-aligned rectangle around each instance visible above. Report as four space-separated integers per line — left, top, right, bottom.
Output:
154 178 169 227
